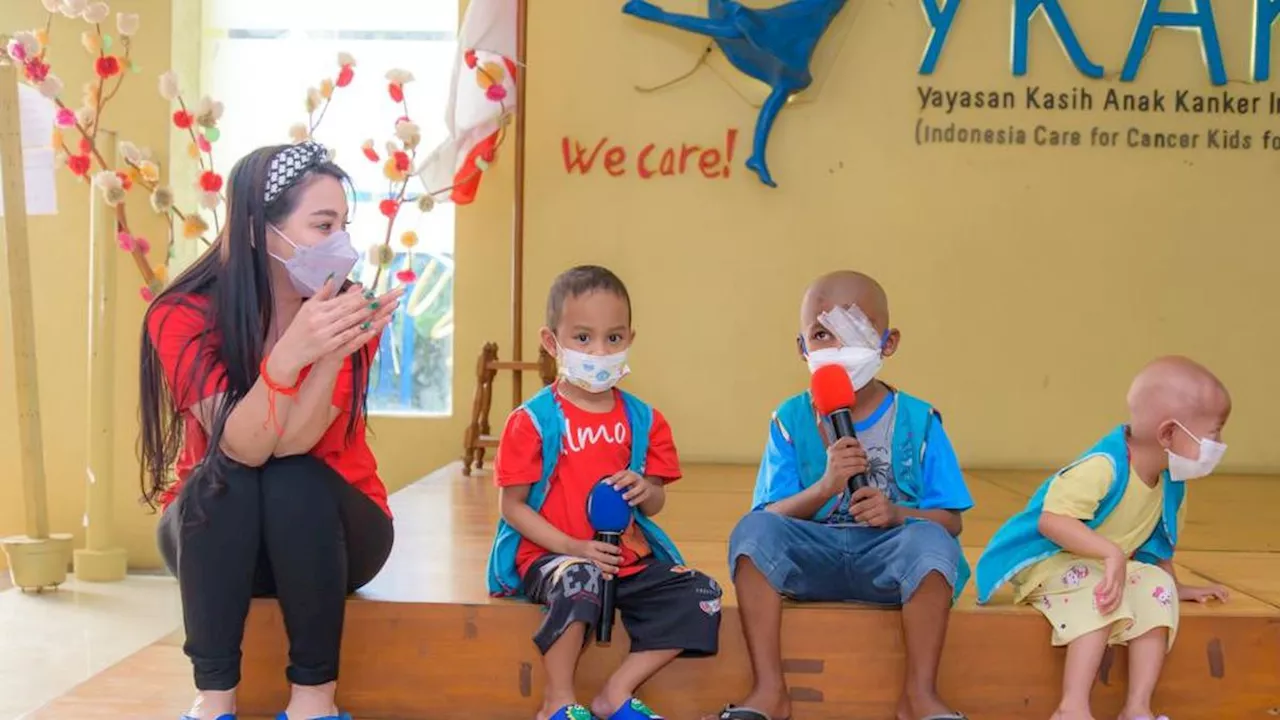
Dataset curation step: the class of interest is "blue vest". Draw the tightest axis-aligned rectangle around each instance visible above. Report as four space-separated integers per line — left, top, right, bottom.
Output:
485 387 686 597
768 389 971 601
974 425 1184 604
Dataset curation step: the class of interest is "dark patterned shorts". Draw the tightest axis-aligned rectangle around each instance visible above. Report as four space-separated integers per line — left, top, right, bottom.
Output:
523 554 722 656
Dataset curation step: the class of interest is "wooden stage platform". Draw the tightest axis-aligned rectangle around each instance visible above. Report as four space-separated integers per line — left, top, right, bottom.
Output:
32 464 1280 719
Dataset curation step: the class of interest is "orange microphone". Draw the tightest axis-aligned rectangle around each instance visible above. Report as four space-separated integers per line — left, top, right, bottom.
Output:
810 364 868 492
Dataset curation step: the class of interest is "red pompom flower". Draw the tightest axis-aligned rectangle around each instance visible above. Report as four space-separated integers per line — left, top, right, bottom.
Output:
485 84 507 102
336 64 354 88
135 236 151 254
95 55 122 79
388 83 404 103
23 58 50 83
116 171 133 191
464 49 478 69
198 170 223 193
78 137 92 155
66 154 91 176
139 286 155 302
172 110 194 129
393 151 411 173
395 268 418 283
379 199 400 218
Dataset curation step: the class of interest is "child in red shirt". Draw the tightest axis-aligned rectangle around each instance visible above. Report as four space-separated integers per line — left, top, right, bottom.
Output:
494 266 721 720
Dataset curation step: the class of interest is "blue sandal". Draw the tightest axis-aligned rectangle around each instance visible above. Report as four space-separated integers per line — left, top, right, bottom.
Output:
608 698 664 719
549 704 595 720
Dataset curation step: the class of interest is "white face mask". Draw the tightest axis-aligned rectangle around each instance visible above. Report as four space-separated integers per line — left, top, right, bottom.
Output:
806 345 882 390
804 303 885 390
556 344 630 394
1167 420 1227 482
268 225 359 297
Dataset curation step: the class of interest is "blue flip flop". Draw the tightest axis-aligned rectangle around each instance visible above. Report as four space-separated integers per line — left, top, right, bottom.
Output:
549 704 595 720
608 697 664 720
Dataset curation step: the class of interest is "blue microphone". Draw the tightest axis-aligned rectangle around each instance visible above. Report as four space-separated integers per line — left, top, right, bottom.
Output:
586 477 632 645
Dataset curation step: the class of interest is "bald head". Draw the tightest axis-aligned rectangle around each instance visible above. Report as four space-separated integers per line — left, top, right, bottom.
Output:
1127 356 1231 440
800 271 890 334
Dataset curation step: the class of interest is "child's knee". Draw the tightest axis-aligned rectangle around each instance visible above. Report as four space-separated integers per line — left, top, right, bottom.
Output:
898 520 961 567
729 510 790 550
728 511 800 576
532 562 605 654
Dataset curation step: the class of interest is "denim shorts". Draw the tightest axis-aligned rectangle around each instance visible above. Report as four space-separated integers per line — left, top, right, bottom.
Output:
727 511 960 605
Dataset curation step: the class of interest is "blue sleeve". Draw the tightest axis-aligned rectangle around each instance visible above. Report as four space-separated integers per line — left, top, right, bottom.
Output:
752 416 802 511
918 417 974 512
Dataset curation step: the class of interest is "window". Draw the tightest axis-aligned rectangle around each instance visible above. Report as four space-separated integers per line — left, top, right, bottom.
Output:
201 0 457 415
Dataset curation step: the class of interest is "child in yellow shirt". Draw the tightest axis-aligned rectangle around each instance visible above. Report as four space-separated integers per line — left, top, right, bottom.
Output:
976 356 1231 720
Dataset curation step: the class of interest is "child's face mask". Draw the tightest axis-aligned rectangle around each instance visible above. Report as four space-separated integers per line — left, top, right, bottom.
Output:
556 342 630 394
804 304 886 391
1167 420 1227 482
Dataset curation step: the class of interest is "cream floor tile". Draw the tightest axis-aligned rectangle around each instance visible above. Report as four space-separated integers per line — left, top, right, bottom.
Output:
0 575 181 720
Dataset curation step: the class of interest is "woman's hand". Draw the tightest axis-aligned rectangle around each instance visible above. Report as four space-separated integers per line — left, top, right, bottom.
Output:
270 280 395 377
322 286 405 362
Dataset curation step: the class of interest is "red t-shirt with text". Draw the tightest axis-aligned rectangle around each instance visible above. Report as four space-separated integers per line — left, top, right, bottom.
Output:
494 389 682 579
146 294 390 516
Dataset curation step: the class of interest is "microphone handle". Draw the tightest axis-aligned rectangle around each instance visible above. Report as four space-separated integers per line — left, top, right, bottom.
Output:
595 531 622 645
827 409 868 492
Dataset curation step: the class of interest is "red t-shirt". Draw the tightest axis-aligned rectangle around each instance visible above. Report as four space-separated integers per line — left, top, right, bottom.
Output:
146 294 390 516
494 388 682 579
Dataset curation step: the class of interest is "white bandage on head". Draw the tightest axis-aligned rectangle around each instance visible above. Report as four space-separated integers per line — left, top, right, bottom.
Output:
817 303 881 350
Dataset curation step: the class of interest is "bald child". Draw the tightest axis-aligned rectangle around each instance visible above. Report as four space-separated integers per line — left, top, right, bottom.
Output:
977 356 1231 720
711 271 973 720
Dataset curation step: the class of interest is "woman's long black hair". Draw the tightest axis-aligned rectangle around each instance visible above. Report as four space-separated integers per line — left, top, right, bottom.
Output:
138 144 368 509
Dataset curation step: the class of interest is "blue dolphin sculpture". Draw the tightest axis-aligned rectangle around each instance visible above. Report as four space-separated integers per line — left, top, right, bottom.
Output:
623 0 848 187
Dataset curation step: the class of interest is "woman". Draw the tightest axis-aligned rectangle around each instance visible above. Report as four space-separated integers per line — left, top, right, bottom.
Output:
139 141 404 720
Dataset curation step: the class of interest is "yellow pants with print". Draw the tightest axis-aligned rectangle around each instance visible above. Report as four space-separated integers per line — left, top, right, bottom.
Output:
1025 558 1179 650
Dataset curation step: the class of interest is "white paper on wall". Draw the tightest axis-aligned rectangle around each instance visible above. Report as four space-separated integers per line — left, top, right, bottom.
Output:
0 83 58 217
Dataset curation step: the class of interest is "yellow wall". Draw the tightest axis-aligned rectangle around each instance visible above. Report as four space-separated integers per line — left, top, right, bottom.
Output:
520 0 1280 472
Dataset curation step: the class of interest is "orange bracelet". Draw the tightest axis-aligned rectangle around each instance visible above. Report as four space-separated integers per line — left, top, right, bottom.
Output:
260 356 300 436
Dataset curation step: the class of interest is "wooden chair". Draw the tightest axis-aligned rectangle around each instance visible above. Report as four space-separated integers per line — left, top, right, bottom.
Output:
461 343 557 475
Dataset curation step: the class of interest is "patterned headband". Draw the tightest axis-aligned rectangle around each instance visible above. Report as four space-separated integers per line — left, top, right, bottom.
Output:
264 141 330 205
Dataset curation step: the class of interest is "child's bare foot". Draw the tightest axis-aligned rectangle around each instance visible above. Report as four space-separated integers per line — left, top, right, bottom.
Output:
590 690 629 720
896 691 962 720
1117 709 1167 720
1051 707 1097 720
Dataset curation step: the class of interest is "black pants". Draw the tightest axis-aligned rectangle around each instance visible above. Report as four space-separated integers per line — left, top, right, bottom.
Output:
159 454 394 691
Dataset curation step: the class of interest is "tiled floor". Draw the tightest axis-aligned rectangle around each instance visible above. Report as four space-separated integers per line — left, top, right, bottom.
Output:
0 575 181 720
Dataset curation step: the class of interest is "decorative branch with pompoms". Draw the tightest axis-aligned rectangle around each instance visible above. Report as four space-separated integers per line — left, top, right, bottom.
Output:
358 62 512 290
5 0 223 302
